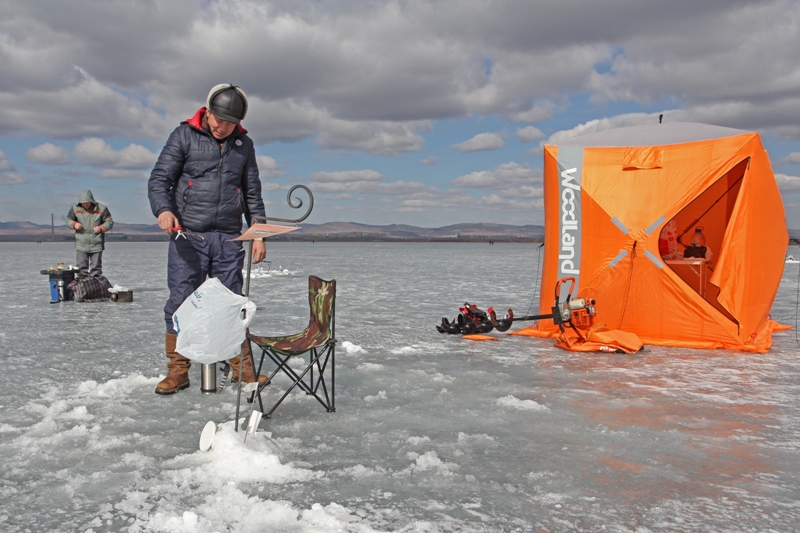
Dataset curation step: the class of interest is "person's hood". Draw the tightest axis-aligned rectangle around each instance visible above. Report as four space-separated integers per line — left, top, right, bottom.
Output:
183 107 247 135
78 190 95 204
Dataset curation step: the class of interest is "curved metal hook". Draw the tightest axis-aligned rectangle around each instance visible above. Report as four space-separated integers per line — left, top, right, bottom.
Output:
258 185 314 225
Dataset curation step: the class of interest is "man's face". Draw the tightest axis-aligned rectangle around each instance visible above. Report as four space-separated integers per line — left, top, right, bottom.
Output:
81 202 93 209
206 111 236 140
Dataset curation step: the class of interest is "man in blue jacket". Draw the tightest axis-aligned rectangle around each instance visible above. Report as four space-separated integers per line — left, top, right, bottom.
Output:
148 84 267 395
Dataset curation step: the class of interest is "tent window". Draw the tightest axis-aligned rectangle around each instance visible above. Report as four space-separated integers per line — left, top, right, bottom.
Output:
659 159 748 322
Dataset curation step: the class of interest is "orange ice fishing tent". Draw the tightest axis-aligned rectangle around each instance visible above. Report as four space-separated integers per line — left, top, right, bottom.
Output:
523 122 788 352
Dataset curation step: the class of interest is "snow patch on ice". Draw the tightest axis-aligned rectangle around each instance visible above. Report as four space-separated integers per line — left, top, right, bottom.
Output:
431 372 455 383
341 341 364 354
339 464 383 479
391 345 420 354
458 432 495 443
396 451 459 477
534 492 571 506
128 484 372 533
406 435 431 445
0 423 22 434
497 395 550 411
357 362 383 371
528 471 551 480
76 375 160 398
103 421 367 532
364 390 387 402
165 422 316 485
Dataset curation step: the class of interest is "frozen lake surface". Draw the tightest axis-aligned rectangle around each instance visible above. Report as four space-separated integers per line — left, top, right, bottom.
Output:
1 241 799 532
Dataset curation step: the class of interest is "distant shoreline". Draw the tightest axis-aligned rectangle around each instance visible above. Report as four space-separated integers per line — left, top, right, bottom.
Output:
0 234 544 243
0 220 547 243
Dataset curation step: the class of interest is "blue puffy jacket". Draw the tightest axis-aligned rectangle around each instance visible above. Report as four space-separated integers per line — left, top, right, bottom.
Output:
148 108 266 233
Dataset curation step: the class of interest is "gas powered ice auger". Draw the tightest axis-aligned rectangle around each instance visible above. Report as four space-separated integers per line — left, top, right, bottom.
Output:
436 277 597 342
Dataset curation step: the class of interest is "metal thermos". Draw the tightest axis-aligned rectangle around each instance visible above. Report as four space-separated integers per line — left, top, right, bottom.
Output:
200 363 217 394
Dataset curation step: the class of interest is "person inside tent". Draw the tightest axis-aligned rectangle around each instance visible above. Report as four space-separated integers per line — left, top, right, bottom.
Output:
683 226 713 262
659 220 713 262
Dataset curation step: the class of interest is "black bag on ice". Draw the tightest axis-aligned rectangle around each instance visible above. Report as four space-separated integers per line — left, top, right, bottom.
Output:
68 276 112 302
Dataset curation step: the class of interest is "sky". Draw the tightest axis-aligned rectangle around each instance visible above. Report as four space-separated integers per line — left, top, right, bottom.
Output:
1 0 800 228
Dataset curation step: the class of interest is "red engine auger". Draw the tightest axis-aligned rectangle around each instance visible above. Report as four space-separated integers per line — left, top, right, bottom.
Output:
436 277 597 340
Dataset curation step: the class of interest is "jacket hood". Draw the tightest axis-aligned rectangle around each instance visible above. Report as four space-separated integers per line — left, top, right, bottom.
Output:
78 190 96 204
183 107 247 134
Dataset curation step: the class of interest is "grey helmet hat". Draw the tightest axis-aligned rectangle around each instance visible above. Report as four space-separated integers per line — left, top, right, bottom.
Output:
206 84 248 124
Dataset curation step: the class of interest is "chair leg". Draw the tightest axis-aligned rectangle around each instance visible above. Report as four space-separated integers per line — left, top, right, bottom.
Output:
236 345 268 432
331 345 335 412
313 346 335 412
259 345 334 418
308 350 313 395
247 345 268 413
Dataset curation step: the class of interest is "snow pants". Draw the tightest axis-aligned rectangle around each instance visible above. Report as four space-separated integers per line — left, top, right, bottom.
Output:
164 231 245 334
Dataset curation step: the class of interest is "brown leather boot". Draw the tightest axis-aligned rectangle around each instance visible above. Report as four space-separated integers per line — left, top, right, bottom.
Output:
230 341 268 384
155 333 191 395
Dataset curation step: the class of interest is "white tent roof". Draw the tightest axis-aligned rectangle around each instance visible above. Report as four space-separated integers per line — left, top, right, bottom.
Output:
555 122 752 148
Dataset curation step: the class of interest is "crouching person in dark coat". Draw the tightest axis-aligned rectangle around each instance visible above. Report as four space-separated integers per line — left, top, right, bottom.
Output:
66 189 113 279
147 84 268 395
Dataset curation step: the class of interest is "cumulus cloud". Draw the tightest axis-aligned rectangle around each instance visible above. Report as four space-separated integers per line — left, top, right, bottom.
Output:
308 170 385 183
74 138 158 169
99 169 148 180
500 185 544 199
308 179 426 196
0 151 14 172
25 143 71 165
452 132 505 153
0 173 28 185
302 167 429 198
545 112 661 145
261 182 283 192
516 126 545 142
510 102 557 123
783 152 800 165
0 74 172 141
317 120 427 155
776 173 800 191
256 155 283 178
452 162 542 188
396 198 443 212
526 144 544 156
420 156 439 166
359 181 427 195
3 1 800 148
306 169 389 194
3 0 800 227
478 194 543 211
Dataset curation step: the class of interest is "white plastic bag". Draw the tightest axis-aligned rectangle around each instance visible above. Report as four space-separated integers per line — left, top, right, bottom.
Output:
173 277 256 364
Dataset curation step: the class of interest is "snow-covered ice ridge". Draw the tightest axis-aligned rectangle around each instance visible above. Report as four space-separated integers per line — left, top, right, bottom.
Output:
1 241 800 532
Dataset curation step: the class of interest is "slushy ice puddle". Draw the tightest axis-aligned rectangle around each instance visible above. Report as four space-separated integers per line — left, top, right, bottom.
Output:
1 242 799 532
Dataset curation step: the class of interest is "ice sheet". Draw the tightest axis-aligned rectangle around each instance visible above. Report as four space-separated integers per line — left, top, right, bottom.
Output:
1 242 799 532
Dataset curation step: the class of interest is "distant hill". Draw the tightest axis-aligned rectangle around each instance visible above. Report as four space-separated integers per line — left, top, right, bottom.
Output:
0 220 545 242
0 221 45 230
4 220 798 244
292 222 544 241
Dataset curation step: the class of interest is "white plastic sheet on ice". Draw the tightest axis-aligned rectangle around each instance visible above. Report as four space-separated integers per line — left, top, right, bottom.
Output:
173 277 256 364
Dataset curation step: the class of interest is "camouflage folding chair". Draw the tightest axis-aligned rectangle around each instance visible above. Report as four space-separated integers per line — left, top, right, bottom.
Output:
243 275 336 421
